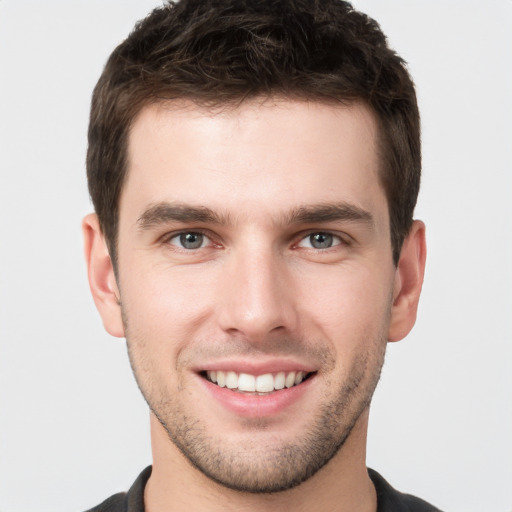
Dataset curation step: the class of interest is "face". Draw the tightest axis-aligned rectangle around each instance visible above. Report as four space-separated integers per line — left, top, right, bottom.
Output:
112 100 399 492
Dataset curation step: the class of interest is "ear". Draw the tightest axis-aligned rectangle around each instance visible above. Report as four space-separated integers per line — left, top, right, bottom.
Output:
388 220 427 342
82 213 125 338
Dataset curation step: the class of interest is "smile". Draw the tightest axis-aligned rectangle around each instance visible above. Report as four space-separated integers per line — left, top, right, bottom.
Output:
205 370 312 394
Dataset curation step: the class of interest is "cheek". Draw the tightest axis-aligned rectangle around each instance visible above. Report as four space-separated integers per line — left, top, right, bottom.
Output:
295 263 393 344
119 260 221 346
120 272 207 395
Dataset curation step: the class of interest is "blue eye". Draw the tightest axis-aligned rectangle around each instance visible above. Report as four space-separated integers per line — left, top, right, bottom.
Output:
169 232 207 250
298 232 342 249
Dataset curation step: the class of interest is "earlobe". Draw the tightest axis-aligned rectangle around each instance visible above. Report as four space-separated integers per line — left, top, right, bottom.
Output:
388 220 427 342
82 213 125 338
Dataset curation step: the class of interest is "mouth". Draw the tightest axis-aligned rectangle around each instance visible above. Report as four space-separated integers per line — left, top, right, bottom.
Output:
202 370 314 395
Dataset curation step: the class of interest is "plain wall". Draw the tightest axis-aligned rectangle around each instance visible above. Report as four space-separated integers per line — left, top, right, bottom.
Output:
0 1 510 511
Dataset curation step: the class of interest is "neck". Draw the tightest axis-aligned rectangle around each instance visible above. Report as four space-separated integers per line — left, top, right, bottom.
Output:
145 411 376 512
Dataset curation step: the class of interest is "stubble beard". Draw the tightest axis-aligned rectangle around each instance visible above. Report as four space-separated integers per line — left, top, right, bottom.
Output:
125 328 387 494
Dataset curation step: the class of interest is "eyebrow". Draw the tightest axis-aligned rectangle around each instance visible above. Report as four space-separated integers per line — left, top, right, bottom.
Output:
137 203 229 230
286 203 375 227
136 201 374 230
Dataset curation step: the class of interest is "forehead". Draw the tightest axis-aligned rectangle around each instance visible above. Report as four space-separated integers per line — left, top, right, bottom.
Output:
122 98 386 226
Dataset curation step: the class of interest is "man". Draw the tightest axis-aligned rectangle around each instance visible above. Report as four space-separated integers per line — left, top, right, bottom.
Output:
82 0 437 510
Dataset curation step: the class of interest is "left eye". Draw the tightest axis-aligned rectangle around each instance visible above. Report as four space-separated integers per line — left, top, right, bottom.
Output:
297 232 342 250
168 232 209 250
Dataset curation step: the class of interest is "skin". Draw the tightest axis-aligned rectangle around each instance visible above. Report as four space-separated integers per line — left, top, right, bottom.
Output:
84 99 426 512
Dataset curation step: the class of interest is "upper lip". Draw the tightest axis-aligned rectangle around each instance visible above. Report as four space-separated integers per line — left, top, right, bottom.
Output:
195 358 317 375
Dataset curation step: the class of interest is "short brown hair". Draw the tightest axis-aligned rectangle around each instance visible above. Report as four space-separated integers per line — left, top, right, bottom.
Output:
87 0 420 266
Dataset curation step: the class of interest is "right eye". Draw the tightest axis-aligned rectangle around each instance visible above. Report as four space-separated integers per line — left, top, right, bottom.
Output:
167 232 210 250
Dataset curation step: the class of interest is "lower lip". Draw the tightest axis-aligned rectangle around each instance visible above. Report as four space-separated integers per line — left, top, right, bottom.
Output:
199 375 314 418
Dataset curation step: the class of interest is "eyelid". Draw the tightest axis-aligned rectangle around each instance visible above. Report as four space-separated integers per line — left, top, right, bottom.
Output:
294 230 350 249
158 228 351 251
161 229 220 249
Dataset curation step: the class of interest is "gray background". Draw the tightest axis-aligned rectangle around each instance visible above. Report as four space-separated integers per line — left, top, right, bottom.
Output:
0 1 511 511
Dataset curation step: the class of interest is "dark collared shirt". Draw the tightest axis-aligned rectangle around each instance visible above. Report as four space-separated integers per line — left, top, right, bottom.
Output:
85 466 443 512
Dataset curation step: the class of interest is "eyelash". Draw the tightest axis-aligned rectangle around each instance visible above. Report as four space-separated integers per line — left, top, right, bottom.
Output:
295 231 347 250
162 230 217 251
161 229 349 252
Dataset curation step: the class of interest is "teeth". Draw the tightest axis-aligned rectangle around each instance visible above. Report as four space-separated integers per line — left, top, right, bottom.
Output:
226 371 238 389
285 372 296 388
205 370 309 393
274 371 285 390
256 373 274 392
239 373 256 392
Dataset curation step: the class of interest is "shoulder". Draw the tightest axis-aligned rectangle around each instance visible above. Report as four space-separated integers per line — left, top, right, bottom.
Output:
84 492 127 512
83 466 152 512
368 468 443 512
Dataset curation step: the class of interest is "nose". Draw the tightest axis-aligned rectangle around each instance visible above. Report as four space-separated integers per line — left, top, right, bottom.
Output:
217 245 298 342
